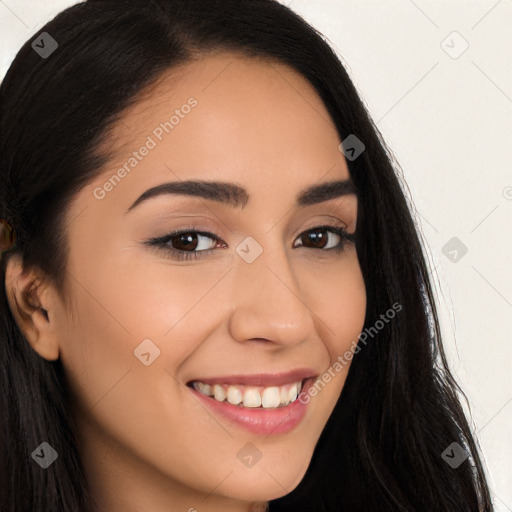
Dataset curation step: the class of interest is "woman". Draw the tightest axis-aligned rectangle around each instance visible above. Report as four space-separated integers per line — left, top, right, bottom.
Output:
0 0 494 511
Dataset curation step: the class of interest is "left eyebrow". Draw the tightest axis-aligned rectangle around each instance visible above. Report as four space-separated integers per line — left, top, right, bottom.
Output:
125 178 357 214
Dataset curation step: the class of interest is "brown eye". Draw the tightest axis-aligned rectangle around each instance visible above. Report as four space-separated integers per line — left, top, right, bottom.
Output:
167 232 216 252
144 227 226 261
293 226 349 251
145 225 353 262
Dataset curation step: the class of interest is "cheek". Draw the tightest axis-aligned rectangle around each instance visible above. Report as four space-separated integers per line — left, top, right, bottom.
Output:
57 280 134 412
103 253 232 333
59 254 234 409
65 254 222 348
305 251 367 362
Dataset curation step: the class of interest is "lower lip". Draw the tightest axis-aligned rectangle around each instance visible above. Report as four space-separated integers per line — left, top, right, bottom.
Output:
188 378 313 435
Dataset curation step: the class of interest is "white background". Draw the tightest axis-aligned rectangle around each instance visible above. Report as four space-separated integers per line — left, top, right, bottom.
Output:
1 0 511 509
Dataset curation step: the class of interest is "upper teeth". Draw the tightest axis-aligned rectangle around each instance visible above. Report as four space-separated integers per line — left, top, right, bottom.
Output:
192 380 303 408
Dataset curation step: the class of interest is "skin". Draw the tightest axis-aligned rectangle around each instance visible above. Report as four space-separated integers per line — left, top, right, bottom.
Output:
5 52 366 511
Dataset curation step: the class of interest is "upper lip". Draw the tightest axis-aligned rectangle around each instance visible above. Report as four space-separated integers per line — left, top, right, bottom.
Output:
187 368 317 387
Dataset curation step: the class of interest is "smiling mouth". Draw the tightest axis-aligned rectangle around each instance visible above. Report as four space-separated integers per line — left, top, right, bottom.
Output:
186 379 306 409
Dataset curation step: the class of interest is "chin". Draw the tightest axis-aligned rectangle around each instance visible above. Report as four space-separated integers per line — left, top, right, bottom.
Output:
218 457 310 502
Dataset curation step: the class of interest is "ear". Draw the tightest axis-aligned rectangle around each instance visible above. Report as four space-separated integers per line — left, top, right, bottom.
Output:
4 253 61 361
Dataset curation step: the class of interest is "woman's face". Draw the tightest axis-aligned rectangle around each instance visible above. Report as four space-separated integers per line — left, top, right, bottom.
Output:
56 52 366 510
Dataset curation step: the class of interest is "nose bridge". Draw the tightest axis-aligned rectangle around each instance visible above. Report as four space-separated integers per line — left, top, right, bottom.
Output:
227 233 314 345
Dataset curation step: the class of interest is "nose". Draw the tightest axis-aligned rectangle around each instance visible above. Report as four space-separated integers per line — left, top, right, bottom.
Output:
227 237 315 348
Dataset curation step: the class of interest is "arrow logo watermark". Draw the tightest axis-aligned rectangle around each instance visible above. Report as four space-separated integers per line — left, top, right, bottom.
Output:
237 442 262 468
339 134 365 161
441 442 469 468
31 441 58 469
442 236 468 263
134 338 161 366
236 236 263 264
31 32 58 59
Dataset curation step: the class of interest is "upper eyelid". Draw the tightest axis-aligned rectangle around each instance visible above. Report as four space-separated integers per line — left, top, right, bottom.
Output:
142 225 355 263
154 224 350 246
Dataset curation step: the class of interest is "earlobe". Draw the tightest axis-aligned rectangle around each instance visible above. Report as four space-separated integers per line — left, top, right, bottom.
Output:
4 253 60 361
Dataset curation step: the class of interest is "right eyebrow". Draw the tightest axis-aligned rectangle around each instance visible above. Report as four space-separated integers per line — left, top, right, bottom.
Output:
125 178 358 214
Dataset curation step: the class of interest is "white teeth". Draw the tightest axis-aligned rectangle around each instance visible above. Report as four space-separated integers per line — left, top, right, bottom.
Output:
196 382 212 396
193 379 305 408
213 384 226 402
243 388 262 408
261 386 280 408
227 386 243 405
288 383 298 403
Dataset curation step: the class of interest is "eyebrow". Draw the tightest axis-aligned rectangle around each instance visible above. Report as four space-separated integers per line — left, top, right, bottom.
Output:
125 178 357 213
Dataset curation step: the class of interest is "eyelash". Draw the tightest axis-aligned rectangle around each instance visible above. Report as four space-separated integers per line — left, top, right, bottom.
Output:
144 224 356 261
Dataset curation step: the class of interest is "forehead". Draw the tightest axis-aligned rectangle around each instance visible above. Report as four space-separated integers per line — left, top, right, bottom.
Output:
73 51 351 219
105 52 343 164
